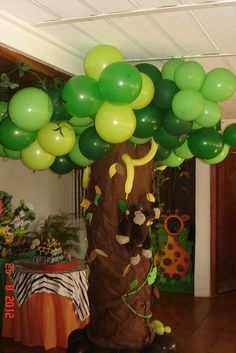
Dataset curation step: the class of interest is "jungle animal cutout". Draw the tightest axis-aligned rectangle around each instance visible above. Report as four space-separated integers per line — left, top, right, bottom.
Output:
155 210 191 279
117 197 160 265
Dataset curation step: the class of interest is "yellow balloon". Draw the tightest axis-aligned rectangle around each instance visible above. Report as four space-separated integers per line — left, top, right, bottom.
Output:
21 140 55 171
84 45 124 81
95 102 136 143
129 73 155 110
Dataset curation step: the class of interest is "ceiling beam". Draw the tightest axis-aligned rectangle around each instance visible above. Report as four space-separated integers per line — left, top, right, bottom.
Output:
32 0 236 27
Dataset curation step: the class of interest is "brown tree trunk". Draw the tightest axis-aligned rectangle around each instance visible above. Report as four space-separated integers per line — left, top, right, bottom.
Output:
86 141 155 350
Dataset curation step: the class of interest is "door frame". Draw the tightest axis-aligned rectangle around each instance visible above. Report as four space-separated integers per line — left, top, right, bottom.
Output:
210 165 217 297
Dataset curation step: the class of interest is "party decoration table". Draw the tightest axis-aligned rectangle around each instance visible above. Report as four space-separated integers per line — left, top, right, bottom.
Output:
1 261 90 349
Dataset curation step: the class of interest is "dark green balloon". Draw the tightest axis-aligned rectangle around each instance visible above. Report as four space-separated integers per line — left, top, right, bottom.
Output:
62 75 103 117
133 103 160 138
153 79 179 110
154 127 186 149
136 63 162 85
79 126 112 160
188 128 224 159
0 117 37 151
155 145 172 161
99 62 142 104
223 123 236 148
50 154 76 174
46 82 71 122
163 110 192 136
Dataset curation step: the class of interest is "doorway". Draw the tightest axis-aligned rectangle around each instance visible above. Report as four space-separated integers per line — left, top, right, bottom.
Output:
211 148 236 295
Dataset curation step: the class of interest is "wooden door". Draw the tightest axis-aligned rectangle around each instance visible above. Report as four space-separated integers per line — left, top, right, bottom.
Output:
211 148 236 294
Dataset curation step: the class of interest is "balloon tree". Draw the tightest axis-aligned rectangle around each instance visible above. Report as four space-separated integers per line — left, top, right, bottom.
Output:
0 44 236 353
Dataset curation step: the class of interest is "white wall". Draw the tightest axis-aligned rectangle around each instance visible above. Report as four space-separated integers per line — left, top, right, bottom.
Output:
0 158 74 229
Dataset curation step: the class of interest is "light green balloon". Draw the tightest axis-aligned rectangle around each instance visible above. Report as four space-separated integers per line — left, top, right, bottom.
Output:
174 61 205 90
95 102 136 143
21 140 56 171
200 68 236 102
8 87 53 131
3 147 21 160
194 99 221 128
162 152 184 167
0 144 7 157
69 116 94 127
69 136 94 167
172 89 204 121
161 58 184 81
72 123 94 135
129 136 150 145
175 140 193 159
203 144 229 164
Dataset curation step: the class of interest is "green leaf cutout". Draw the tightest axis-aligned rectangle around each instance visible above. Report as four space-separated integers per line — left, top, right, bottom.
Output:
118 199 128 214
147 267 157 285
130 278 138 290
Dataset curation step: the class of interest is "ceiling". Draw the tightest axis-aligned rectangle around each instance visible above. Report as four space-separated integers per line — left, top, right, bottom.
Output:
0 0 236 119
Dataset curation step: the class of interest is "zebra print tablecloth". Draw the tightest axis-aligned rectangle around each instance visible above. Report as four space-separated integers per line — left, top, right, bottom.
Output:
11 265 90 321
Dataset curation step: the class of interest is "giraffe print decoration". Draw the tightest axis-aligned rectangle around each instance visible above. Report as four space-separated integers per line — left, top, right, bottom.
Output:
154 210 191 280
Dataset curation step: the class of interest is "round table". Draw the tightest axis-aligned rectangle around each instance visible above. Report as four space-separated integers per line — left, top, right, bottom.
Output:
1 261 90 350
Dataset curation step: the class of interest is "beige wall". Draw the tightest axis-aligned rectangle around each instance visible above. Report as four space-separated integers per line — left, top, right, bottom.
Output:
0 158 74 229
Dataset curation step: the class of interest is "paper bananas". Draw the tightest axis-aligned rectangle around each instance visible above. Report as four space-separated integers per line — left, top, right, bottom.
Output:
121 138 158 199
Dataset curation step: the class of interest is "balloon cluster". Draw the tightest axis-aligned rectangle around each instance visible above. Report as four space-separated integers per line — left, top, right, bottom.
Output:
0 44 236 173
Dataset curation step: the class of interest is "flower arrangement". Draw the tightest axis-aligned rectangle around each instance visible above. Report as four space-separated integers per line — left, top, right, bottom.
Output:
0 190 36 258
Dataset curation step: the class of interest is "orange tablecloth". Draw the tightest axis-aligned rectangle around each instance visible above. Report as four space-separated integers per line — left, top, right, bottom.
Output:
2 278 89 350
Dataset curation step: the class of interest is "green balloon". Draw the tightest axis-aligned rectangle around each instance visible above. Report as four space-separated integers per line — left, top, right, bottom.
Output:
50 155 76 174
175 140 193 159
0 101 8 122
129 136 150 145
163 110 192 136
99 61 142 104
62 75 103 117
194 99 221 128
69 136 94 167
200 68 236 102
162 152 184 167
8 87 53 131
3 147 21 160
153 79 179 110
155 145 172 161
46 82 71 122
0 144 7 157
223 123 236 147
133 103 159 138
188 128 224 159
0 118 37 151
161 59 184 81
192 121 202 130
174 61 205 90
136 63 162 85
154 127 186 149
203 144 229 165
79 126 112 161
172 89 204 121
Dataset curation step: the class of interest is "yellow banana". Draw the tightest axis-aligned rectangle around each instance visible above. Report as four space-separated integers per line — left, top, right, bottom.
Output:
82 166 91 189
121 138 158 198
121 154 134 199
132 138 158 166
